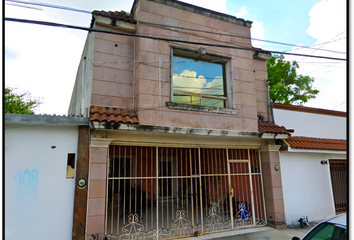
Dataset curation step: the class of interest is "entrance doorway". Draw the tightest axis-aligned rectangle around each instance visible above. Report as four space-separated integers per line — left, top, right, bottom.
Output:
329 160 347 214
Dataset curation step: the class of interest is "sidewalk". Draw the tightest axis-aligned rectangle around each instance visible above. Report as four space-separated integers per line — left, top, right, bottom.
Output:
184 222 319 240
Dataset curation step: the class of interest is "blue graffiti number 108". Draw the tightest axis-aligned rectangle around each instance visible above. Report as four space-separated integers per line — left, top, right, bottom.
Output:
14 169 38 186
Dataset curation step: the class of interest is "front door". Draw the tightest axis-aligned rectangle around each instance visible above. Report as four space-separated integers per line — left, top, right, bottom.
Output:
329 160 347 214
228 149 266 228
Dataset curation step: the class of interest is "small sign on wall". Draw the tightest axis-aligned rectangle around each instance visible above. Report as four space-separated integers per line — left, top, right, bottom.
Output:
77 178 86 189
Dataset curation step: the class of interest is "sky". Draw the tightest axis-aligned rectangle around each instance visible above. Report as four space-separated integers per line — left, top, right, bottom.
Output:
4 0 347 114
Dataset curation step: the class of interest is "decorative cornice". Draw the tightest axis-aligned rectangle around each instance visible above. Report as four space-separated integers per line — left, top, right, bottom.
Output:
90 138 114 147
260 145 281 152
92 122 262 139
166 102 239 115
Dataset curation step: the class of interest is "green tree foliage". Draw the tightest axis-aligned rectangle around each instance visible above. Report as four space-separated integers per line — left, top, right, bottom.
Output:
267 54 319 105
5 87 41 114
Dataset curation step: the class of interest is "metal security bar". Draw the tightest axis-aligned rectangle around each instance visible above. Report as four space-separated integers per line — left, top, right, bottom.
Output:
200 148 232 232
228 149 267 227
106 146 266 240
329 160 347 214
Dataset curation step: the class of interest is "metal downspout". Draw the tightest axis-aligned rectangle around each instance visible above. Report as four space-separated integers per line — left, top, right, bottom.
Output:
267 81 274 123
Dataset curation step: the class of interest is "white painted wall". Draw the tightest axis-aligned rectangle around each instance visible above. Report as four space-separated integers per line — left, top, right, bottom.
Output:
5 124 78 240
273 109 346 139
279 151 346 226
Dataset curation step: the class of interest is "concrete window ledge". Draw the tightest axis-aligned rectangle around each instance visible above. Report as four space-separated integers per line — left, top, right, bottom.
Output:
166 102 239 115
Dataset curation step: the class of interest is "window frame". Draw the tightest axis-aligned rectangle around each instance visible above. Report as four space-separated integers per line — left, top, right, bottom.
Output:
66 153 76 179
169 47 235 111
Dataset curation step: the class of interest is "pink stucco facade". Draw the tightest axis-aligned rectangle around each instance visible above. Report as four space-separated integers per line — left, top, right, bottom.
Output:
68 1 288 239
88 0 270 132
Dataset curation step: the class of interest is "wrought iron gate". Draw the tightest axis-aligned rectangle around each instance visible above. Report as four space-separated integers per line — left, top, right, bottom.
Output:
329 160 347 214
106 146 266 239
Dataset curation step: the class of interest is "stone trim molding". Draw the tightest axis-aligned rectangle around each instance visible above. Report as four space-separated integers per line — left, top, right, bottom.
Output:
90 138 114 147
92 122 262 139
5 113 89 125
260 145 281 152
166 102 239 115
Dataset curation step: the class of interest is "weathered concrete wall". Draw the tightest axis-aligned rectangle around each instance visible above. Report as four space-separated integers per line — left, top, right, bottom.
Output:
280 151 345 226
68 30 95 117
5 123 79 240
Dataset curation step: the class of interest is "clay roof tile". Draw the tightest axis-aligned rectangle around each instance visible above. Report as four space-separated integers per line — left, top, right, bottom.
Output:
285 136 346 151
89 105 139 125
92 10 136 24
258 120 290 134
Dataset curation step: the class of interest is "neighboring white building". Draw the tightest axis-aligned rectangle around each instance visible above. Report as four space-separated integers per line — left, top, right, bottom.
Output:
5 114 88 240
272 103 347 226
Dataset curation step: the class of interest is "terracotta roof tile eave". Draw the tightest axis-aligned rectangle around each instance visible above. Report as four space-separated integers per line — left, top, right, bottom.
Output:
290 147 346 151
258 120 290 134
89 106 139 125
286 136 347 151
92 10 137 24
91 120 139 125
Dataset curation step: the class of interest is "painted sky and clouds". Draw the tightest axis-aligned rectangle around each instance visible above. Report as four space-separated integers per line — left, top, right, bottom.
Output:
5 0 347 114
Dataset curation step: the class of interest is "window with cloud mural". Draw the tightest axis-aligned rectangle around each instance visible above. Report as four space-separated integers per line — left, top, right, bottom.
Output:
173 55 227 108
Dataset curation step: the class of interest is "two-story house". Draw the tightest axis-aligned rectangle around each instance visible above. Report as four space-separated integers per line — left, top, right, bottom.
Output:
68 0 291 239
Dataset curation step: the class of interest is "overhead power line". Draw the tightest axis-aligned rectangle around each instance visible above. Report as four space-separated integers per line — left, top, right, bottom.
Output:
297 30 347 63
137 20 346 54
5 2 42 10
5 17 347 61
5 0 346 55
6 0 91 14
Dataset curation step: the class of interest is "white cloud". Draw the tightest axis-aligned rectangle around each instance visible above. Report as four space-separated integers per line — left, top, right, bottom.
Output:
173 70 207 94
307 0 346 41
234 6 248 18
284 0 346 111
173 70 224 96
205 77 223 95
233 6 265 49
250 20 265 48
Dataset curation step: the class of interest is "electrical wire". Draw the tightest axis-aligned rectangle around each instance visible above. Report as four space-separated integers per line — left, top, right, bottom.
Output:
333 101 346 109
6 0 91 14
296 30 347 63
5 3 346 113
7 17 345 60
5 2 42 10
5 0 346 55
137 20 346 55
173 74 222 80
